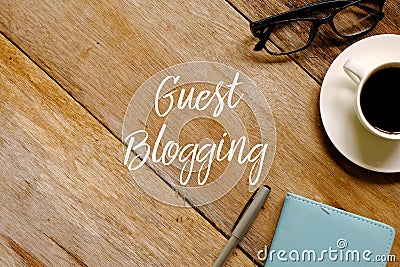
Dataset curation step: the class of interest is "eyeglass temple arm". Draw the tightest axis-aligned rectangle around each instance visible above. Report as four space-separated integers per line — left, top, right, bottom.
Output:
250 0 383 32
355 2 385 15
251 0 350 30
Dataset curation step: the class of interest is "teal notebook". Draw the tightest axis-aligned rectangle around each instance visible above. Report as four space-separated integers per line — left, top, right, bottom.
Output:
265 193 395 266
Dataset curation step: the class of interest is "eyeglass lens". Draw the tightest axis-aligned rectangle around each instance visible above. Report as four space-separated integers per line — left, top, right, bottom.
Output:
333 1 381 36
266 20 314 54
264 0 382 55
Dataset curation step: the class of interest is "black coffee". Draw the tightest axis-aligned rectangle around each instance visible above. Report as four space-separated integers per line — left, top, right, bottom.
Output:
360 66 400 134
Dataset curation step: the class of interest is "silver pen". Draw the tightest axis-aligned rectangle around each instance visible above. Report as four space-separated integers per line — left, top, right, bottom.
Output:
213 185 271 267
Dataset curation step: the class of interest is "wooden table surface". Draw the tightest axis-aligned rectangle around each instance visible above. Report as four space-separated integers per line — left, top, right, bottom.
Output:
1 0 399 266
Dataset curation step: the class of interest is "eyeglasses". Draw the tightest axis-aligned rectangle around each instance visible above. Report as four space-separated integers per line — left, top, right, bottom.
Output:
250 0 386 55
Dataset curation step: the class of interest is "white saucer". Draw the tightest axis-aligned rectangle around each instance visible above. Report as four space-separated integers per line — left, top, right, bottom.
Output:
320 34 400 173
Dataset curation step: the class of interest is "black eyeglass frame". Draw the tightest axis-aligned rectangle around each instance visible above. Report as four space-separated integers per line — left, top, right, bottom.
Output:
250 0 386 55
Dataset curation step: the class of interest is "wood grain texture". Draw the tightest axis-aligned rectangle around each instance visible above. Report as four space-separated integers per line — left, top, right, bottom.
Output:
0 0 324 263
0 34 255 266
228 0 400 82
1 0 399 265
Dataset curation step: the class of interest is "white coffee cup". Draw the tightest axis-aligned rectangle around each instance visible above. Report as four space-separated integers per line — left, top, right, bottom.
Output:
343 58 400 140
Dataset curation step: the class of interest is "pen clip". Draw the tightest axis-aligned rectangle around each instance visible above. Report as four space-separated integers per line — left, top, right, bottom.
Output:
231 185 270 232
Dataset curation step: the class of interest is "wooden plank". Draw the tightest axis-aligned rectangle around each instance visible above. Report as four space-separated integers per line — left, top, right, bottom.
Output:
227 0 400 82
1 0 399 265
0 34 255 266
1 0 322 263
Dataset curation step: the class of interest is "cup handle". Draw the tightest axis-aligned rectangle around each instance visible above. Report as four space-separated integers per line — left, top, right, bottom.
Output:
343 59 366 84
